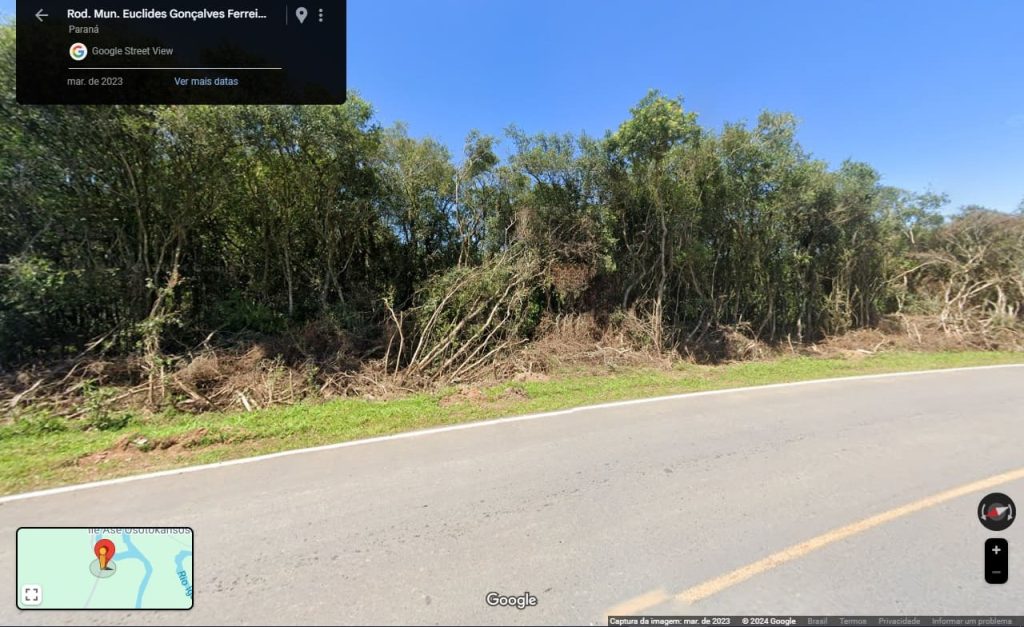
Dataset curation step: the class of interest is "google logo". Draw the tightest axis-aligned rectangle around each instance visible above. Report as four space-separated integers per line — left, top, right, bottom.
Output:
69 42 88 61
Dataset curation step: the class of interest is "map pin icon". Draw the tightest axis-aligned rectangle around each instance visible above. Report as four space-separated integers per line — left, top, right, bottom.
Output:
295 6 307 24
94 539 116 570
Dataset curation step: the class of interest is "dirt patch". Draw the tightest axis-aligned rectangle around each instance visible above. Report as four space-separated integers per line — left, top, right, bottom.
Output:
439 387 485 407
503 386 529 401
73 428 221 467
438 384 530 408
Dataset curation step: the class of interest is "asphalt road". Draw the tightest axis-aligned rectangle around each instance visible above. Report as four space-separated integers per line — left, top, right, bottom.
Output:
2 365 1022 625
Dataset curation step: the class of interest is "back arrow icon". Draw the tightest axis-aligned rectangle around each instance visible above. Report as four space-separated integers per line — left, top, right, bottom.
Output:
35 9 48 21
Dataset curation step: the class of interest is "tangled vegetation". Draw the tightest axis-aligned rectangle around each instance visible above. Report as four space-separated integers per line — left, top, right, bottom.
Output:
1 23 1021 417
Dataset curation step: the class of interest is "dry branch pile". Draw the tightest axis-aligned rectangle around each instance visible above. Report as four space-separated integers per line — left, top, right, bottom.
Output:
385 249 545 385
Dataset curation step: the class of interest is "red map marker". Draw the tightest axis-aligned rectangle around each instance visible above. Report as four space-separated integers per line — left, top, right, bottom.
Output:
94 539 115 570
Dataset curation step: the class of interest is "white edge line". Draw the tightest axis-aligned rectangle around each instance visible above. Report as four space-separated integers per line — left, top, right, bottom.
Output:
1 363 1021 504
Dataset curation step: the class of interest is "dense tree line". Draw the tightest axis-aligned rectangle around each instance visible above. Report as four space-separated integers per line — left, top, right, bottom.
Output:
1 24 1021 377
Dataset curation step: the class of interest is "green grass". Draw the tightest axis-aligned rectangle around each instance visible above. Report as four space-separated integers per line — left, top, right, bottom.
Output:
1 350 1022 496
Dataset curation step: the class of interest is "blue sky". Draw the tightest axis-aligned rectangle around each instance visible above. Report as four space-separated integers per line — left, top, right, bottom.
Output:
5 1 1022 211
346 0 1023 212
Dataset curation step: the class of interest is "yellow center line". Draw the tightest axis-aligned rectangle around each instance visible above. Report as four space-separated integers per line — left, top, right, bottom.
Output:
605 588 670 618
604 466 1024 617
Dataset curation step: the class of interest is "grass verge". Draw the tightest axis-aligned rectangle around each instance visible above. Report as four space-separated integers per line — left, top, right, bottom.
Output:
2 350 1022 496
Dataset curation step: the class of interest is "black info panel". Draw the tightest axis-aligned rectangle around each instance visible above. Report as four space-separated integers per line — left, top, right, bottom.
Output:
16 1 346 104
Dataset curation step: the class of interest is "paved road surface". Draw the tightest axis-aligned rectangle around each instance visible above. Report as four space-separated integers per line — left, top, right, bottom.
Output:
2 366 1022 625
